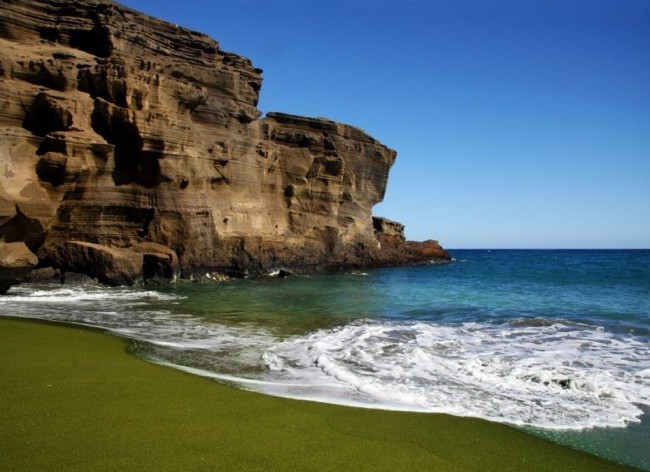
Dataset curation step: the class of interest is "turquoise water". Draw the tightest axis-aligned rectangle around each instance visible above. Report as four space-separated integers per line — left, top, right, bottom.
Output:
1 250 649 469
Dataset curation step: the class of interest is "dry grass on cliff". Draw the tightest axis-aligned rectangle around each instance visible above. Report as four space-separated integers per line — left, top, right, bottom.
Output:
0 317 636 472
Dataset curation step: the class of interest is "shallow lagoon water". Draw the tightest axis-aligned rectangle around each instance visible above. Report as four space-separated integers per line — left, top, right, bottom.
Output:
1 250 649 469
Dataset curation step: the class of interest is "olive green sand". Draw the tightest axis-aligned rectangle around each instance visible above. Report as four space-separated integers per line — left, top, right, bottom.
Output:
0 318 638 472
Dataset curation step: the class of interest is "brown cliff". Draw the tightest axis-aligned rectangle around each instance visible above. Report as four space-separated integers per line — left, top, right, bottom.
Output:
0 0 449 285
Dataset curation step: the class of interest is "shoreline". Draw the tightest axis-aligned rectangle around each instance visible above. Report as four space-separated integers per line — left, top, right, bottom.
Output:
0 316 640 471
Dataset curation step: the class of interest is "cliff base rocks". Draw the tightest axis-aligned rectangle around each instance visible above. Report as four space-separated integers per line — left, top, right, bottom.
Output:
0 242 39 293
44 241 180 286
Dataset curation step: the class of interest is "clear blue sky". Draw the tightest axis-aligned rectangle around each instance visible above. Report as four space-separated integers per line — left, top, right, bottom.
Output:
120 0 649 249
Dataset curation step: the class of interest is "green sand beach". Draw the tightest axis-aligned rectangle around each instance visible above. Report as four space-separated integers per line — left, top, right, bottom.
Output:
0 317 638 471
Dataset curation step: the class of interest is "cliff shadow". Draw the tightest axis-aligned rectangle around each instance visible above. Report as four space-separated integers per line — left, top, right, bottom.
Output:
91 99 170 188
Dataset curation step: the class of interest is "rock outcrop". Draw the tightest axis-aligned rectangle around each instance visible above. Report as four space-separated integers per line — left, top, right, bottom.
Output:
0 242 39 293
0 0 449 286
372 217 448 265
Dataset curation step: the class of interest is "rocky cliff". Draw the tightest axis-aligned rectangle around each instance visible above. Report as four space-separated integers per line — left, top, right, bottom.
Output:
0 0 449 285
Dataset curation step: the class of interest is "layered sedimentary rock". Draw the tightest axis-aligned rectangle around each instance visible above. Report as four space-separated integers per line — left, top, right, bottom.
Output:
0 0 449 285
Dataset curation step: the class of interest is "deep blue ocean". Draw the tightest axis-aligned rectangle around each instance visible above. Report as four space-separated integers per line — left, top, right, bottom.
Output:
1 250 649 469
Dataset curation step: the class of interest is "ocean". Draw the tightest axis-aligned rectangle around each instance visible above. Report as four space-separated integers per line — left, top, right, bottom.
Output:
1 249 649 469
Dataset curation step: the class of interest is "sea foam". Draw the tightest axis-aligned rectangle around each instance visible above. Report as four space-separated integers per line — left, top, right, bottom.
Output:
257 319 650 429
2 283 649 431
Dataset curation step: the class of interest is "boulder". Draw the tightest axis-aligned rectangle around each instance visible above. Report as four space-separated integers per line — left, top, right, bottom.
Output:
0 242 39 293
25 267 61 283
45 242 143 287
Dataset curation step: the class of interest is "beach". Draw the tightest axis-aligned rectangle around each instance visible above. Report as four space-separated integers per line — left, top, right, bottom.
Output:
0 0 646 468
0 316 638 471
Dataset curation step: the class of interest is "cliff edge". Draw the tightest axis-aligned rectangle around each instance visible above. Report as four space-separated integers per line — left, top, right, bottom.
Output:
0 0 449 285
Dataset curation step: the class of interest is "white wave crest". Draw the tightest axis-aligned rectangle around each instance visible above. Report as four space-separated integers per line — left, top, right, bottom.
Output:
2 285 183 304
259 320 650 430
3 284 649 431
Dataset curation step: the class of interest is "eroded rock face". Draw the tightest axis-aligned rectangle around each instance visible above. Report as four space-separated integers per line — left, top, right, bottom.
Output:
0 0 449 282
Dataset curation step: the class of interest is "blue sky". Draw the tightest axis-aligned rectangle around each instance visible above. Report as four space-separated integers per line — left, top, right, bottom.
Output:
121 0 649 248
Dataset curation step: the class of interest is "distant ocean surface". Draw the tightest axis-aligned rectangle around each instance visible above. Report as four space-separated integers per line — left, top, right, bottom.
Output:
2 250 649 469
